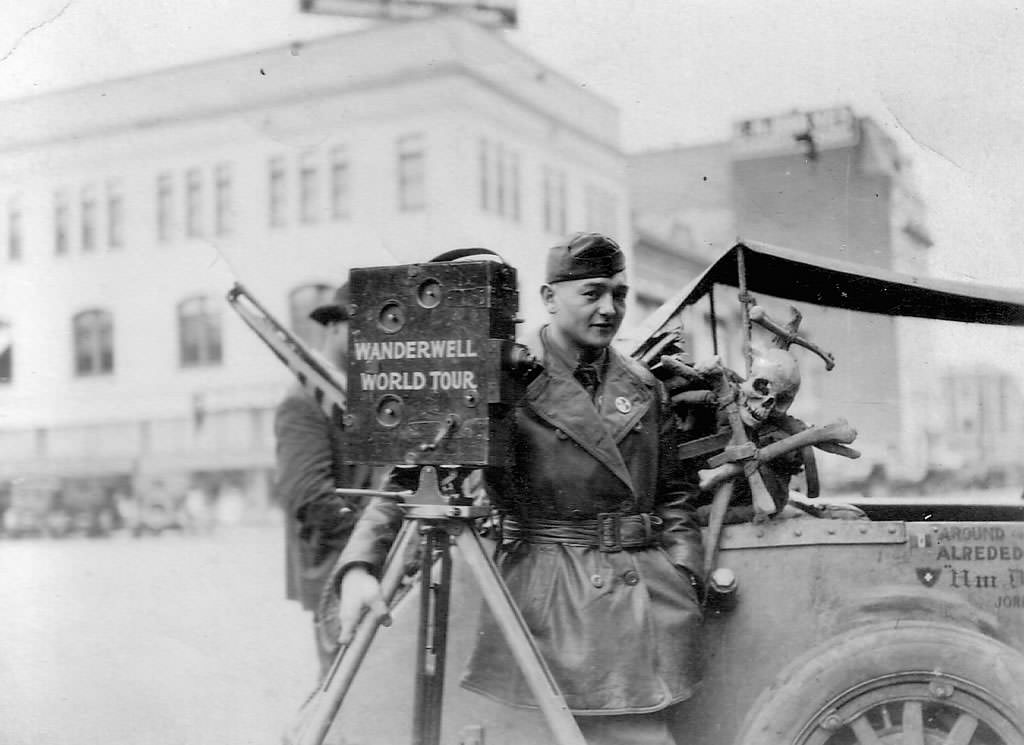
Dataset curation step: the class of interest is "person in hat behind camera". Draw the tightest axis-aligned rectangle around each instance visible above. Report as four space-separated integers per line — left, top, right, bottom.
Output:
333 234 705 744
273 282 380 678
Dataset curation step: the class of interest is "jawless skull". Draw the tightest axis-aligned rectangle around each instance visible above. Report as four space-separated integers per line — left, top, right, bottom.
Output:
738 348 801 427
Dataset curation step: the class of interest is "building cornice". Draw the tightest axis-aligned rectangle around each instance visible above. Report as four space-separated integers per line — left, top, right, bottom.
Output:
0 16 620 156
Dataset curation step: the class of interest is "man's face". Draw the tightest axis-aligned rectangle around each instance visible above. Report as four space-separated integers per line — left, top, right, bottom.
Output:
542 272 628 353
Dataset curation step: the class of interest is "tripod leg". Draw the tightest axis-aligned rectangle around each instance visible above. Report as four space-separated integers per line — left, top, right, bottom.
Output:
286 518 420 745
412 525 452 745
452 528 588 745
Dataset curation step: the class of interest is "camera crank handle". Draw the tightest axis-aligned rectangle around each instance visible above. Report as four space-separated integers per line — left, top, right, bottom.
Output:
418 414 461 453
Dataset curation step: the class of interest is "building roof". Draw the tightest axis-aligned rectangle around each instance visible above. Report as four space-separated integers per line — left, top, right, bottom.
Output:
0 16 620 153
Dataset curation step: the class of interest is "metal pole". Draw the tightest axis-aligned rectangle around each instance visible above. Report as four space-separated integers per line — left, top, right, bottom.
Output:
708 285 719 357
737 245 753 376
412 526 452 745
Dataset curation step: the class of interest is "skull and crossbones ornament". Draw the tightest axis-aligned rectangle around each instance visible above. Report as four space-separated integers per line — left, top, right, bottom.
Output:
737 346 802 428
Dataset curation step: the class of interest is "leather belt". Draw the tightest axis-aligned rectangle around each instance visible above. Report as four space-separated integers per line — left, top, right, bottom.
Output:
501 512 662 552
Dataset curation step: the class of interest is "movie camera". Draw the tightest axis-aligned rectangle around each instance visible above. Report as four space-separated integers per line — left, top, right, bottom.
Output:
341 248 540 469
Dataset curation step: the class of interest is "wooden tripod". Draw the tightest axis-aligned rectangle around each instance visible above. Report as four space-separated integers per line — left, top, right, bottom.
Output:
284 467 587 745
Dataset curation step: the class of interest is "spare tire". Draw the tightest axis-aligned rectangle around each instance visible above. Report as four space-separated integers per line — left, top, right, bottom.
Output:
735 621 1024 745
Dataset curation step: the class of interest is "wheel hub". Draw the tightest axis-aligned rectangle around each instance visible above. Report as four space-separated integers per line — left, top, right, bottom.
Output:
800 672 1022 745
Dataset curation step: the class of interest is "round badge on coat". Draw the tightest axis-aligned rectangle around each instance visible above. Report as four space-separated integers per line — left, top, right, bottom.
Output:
615 396 632 414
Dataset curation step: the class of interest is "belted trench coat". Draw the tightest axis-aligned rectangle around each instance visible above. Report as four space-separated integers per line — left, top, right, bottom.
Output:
334 326 704 715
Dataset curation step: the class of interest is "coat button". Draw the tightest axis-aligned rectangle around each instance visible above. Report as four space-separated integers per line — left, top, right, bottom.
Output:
623 570 639 586
618 500 632 511
554 428 568 440
590 574 604 588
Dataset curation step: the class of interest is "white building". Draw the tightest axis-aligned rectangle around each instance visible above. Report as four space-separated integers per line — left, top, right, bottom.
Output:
0 17 629 512
934 366 1024 485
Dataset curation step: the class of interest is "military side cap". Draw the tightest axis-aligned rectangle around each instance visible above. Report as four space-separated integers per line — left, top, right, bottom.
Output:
546 232 625 283
309 283 350 325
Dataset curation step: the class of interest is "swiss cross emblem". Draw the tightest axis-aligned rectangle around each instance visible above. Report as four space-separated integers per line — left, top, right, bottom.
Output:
916 568 942 587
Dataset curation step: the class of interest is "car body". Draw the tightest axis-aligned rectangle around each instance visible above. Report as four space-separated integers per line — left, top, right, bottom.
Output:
644 242 1024 744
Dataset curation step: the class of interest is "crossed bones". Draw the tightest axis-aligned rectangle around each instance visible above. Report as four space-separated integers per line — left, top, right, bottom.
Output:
653 305 860 520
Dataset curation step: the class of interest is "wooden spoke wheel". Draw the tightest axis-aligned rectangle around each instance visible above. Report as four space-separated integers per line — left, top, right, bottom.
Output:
735 622 1024 745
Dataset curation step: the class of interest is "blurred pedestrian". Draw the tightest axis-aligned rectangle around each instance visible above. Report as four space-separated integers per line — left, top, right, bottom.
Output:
274 283 378 677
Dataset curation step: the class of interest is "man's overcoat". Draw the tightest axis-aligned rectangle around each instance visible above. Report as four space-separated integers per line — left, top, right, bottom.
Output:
275 384 369 611
335 327 704 715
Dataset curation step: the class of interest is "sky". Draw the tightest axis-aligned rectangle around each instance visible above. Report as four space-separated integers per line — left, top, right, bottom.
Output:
2 0 1023 351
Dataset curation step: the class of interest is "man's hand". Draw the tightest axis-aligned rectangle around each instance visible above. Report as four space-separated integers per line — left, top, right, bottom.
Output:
336 565 391 646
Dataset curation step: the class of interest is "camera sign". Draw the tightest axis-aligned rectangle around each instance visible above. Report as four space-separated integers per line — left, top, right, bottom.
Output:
354 338 479 392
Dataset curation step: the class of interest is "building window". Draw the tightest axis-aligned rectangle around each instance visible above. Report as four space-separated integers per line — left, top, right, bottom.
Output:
55 190 70 255
542 167 567 235
178 295 223 367
214 163 233 237
479 139 521 221
509 151 521 222
329 146 350 220
81 187 97 253
584 184 618 237
7 201 22 261
186 168 203 238
478 139 490 211
73 309 114 377
0 320 11 384
157 172 173 243
107 182 123 249
299 151 320 224
289 283 334 347
497 143 510 217
268 156 287 229
397 134 425 212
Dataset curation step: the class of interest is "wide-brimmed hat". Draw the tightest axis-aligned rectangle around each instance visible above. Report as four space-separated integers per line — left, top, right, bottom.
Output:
309 283 350 325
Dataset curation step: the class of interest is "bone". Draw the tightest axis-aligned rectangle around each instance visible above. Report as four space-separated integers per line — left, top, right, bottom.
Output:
773 414 861 458
750 305 836 371
698 418 858 492
657 354 703 382
670 390 717 406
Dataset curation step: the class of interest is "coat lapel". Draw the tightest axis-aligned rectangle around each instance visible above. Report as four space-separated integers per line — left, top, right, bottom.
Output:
521 328 652 497
599 351 654 444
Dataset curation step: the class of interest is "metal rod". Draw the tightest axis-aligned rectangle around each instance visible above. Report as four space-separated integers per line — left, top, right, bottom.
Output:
737 245 753 376
412 527 452 745
429 536 453 736
708 284 719 356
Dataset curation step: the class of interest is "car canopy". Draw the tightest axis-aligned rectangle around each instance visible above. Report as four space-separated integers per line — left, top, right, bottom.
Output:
632 240 1024 355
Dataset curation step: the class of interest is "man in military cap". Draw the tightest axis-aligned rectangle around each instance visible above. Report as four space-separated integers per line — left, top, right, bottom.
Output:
274 283 376 677
334 234 705 744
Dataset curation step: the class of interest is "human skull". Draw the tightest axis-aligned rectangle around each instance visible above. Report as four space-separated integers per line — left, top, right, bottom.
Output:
737 348 801 427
